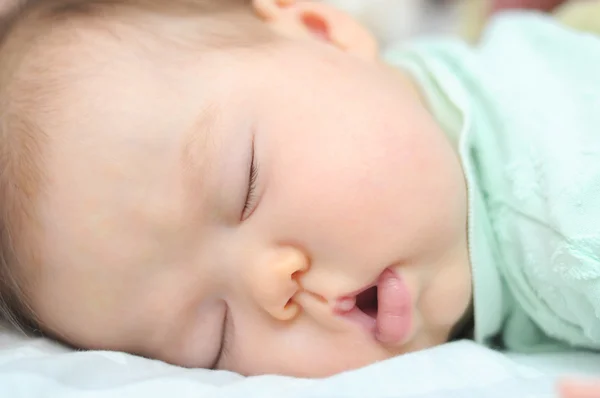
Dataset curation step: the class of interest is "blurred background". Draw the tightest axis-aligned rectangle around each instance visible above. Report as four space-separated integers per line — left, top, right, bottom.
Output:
320 0 461 46
0 0 462 46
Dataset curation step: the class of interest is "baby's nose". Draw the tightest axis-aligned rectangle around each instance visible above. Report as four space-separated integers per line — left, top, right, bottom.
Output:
249 246 309 321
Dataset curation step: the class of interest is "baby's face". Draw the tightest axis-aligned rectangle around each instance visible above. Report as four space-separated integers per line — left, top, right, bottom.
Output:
29 26 471 377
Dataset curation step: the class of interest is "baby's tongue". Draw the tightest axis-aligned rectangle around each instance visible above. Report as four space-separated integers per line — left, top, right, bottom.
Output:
375 269 411 344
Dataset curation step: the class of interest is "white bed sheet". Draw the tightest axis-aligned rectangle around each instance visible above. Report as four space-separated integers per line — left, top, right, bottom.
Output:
2 327 599 398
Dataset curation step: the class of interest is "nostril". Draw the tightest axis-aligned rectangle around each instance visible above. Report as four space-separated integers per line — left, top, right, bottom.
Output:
292 270 303 281
285 298 293 309
280 300 301 321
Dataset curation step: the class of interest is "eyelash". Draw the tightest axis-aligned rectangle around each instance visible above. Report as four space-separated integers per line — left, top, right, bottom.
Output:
242 140 258 219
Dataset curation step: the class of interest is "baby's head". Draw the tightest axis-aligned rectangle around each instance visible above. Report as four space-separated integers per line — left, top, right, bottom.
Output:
0 0 472 377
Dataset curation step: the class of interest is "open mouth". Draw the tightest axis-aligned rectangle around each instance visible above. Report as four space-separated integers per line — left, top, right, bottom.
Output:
334 269 412 345
356 285 378 319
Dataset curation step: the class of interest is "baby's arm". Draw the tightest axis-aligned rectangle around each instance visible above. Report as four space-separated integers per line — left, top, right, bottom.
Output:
560 380 600 398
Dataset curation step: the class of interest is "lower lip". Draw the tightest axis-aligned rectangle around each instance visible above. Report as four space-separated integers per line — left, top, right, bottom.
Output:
336 269 412 345
375 268 412 344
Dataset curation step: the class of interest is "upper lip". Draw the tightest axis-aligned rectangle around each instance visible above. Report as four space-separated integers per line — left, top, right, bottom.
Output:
312 268 412 346
333 279 378 314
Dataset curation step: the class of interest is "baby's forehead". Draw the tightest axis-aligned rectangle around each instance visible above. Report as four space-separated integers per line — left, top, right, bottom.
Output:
12 1 277 272
35 28 256 251
5 18 150 123
5 0 273 134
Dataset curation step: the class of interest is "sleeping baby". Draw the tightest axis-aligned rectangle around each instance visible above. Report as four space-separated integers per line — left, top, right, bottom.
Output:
0 0 599 393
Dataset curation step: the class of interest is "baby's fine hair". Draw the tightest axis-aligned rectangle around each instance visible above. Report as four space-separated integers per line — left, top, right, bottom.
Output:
0 0 267 335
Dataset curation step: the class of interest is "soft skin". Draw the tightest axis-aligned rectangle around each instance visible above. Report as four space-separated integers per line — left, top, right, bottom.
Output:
29 0 472 377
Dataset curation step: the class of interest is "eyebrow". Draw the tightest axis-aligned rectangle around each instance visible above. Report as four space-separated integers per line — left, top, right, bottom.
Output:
181 103 220 179
180 103 222 215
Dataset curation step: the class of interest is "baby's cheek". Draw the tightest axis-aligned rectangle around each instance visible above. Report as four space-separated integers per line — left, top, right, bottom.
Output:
227 310 388 377
279 178 380 239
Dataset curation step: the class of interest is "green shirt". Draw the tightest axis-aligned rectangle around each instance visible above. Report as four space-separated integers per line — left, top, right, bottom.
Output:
385 13 600 352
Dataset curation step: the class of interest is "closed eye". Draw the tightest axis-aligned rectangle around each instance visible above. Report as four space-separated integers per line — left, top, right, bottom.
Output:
242 138 258 220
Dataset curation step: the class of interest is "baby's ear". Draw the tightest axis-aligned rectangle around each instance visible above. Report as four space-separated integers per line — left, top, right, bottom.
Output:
252 0 378 60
